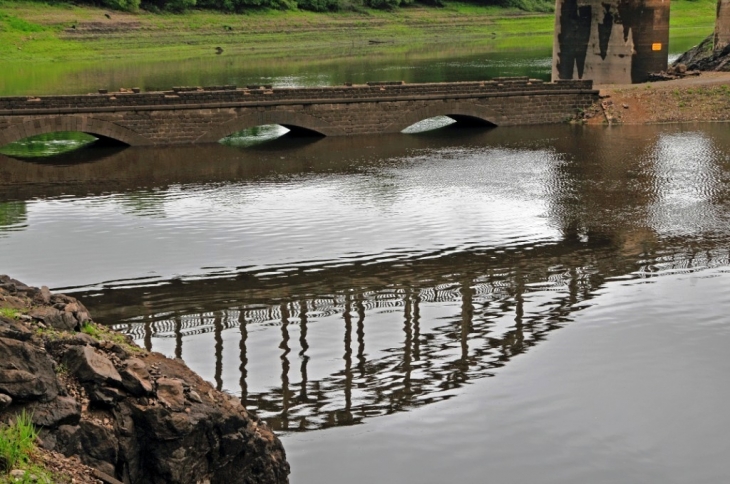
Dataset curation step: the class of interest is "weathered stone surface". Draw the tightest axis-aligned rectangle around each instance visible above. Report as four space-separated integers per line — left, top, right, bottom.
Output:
63 346 122 386
78 421 119 477
155 378 185 411
120 358 153 397
32 285 52 305
65 301 92 325
74 333 99 347
27 396 82 428
0 393 11 410
89 386 125 407
0 337 59 402
1 277 290 484
187 390 202 403
553 0 669 84
0 80 598 147
31 306 77 331
0 315 33 341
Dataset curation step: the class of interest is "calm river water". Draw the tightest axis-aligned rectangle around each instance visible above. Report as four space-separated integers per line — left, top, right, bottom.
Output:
1 34 729 484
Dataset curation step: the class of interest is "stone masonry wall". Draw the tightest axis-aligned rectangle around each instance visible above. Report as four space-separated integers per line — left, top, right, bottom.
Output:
0 78 598 146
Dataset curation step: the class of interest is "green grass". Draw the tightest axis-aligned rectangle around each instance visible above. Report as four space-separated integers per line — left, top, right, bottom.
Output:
0 412 55 484
79 321 101 339
0 0 715 63
81 321 143 352
0 412 36 472
0 0 557 63
0 308 20 320
0 12 44 32
670 0 717 30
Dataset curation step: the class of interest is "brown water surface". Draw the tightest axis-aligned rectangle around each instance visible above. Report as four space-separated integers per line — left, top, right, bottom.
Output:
1 122 730 482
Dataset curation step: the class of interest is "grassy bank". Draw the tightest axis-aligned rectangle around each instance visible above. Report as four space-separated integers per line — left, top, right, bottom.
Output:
0 1 556 62
0 0 716 63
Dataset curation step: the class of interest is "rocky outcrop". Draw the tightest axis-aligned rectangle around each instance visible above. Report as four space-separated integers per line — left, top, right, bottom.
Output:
0 275 290 484
673 34 730 72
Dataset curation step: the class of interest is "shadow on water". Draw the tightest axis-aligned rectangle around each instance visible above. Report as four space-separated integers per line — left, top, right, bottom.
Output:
4 123 727 431
0 127 532 201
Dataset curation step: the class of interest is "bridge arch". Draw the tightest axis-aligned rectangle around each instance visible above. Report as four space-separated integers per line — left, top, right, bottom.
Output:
196 111 345 143
0 116 152 148
385 102 500 133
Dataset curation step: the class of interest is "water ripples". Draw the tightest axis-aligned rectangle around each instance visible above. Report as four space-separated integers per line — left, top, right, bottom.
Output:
3 123 730 435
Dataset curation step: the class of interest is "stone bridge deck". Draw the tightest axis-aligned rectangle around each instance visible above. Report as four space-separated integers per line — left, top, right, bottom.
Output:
0 78 598 147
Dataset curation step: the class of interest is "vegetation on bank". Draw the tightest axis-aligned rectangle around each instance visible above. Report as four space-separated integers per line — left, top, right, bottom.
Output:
0 412 55 484
0 1 559 63
2 0 554 16
0 0 716 64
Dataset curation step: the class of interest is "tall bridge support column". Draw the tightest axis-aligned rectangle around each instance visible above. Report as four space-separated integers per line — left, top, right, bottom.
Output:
552 0 670 84
716 0 730 51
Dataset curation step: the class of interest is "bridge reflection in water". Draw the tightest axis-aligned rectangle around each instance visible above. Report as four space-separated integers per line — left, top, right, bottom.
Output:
87 233 729 433
4 123 730 433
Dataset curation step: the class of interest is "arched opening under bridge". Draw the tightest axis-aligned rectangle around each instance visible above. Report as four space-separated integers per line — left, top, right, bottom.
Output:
219 124 326 148
0 131 128 159
401 115 497 134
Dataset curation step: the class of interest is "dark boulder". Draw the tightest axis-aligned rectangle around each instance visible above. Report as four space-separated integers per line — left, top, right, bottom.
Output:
26 396 82 428
31 306 78 332
0 277 290 484
0 337 59 402
120 358 154 397
0 315 33 341
63 345 122 386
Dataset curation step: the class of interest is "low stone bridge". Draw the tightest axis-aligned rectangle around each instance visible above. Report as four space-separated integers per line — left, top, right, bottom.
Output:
0 78 598 147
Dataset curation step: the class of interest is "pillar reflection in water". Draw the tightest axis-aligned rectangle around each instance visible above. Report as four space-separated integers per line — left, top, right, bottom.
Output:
120 261 583 431
239 310 248 406
214 312 223 391
279 303 291 429
89 125 730 433
299 300 310 409
111 232 730 433
343 295 353 418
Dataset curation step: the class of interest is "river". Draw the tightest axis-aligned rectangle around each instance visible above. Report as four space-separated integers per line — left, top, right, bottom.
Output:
2 35 729 483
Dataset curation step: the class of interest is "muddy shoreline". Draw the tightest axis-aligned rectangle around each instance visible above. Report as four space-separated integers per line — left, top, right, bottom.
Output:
578 72 730 125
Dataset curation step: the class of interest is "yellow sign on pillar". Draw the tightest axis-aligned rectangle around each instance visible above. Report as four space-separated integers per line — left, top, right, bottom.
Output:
652 43 662 51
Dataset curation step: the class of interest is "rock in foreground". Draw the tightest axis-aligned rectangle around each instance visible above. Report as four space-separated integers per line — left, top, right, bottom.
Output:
673 34 730 72
0 275 290 484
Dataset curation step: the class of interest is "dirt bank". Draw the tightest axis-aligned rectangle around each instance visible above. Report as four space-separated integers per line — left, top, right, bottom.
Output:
581 72 730 124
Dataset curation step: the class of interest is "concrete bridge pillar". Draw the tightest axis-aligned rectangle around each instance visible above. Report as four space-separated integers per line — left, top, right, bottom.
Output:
553 0 670 84
716 0 730 51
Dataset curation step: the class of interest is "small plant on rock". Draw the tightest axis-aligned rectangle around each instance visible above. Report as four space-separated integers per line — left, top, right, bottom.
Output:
81 321 142 353
80 322 101 339
0 308 20 320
